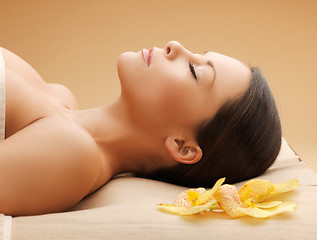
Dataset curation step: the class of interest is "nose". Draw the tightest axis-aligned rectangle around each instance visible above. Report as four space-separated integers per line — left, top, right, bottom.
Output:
164 41 191 60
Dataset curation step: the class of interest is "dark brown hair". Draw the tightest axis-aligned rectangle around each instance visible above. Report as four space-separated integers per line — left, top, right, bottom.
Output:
143 67 282 188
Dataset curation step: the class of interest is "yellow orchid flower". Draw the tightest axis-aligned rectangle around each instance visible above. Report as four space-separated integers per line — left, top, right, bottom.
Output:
237 178 299 204
173 187 206 208
214 179 298 218
158 178 225 216
158 178 299 219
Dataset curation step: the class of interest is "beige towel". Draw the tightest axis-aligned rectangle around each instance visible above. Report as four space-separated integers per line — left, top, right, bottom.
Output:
0 214 12 240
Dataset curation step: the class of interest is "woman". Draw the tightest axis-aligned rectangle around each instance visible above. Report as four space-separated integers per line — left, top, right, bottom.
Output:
0 41 281 216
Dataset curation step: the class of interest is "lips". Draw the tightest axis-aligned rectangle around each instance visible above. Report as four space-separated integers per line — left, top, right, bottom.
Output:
142 48 153 66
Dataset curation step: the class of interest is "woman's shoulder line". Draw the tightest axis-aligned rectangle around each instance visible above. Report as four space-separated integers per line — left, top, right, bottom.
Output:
8 115 101 164
30 115 98 148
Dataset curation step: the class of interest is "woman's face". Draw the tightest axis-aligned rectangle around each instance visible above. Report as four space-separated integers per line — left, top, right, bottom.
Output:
117 41 251 135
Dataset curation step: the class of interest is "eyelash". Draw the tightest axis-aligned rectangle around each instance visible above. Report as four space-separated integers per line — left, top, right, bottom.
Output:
189 62 197 80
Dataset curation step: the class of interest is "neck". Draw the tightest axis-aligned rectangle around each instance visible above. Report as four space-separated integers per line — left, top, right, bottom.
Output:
67 98 166 177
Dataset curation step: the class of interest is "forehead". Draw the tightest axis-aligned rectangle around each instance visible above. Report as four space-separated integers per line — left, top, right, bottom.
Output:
204 51 251 101
204 51 249 71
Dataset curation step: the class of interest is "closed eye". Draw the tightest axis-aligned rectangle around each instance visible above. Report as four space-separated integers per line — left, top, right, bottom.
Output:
189 62 197 80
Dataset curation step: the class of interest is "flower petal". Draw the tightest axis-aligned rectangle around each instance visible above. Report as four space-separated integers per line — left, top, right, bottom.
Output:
254 201 283 209
238 179 274 203
271 179 299 196
214 184 246 218
209 202 220 210
157 204 183 214
198 177 226 204
179 200 217 216
236 201 296 218
174 188 206 207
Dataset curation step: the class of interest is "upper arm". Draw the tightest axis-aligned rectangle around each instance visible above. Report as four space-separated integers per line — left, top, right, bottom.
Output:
0 117 100 216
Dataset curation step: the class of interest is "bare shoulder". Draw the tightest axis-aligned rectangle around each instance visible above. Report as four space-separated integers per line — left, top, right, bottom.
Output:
0 116 103 216
32 116 100 157
1 47 79 110
4 116 100 164
0 47 42 82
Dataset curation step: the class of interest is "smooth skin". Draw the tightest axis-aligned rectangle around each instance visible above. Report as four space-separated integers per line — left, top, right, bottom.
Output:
0 41 250 215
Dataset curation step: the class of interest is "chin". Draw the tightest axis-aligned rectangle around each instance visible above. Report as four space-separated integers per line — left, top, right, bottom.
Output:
117 52 143 101
117 51 139 83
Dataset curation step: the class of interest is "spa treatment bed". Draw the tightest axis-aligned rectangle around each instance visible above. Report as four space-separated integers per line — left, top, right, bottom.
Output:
1 138 317 240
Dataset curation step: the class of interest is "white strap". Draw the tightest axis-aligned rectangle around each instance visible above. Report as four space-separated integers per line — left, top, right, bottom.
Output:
0 48 5 141
2 216 12 240
0 214 12 240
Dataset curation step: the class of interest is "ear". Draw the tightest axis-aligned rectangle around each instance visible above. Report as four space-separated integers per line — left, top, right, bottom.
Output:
165 136 202 164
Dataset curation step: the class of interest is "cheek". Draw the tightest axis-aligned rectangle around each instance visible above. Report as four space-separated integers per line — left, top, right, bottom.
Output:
158 83 216 126
154 80 201 122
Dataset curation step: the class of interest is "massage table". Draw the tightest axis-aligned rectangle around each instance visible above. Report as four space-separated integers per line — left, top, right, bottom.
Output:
1 138 316 240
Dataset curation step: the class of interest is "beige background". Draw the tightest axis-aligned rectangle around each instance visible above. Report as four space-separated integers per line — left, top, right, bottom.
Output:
1 0 316 172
